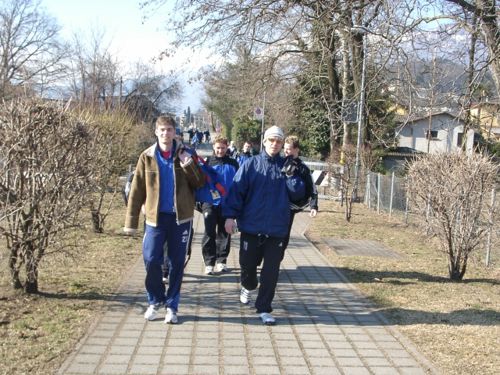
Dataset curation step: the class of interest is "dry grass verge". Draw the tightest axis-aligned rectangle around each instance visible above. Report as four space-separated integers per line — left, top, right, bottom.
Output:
306 200 499 375
0 200 141 375
1 198 498 375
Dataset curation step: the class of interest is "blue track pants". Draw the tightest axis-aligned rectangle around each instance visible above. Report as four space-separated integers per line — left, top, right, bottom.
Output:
143 213 192 312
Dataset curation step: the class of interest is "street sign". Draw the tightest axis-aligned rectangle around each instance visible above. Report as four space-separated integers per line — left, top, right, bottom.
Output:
254 107 263 120
342 101 358 123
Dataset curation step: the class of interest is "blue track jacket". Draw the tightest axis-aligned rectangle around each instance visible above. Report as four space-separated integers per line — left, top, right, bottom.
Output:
204 155 239 205
222 151 290 238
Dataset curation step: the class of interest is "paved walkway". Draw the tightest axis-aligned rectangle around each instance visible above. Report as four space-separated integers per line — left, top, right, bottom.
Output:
57 212 437 375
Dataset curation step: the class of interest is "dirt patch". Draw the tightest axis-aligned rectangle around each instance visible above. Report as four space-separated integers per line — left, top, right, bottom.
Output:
306 200 499 375
0 201 141 375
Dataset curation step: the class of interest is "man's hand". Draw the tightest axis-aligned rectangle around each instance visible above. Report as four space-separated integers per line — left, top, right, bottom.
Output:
309 209 317 218
281 156 298 176
178 150 192 164
224 218 236 234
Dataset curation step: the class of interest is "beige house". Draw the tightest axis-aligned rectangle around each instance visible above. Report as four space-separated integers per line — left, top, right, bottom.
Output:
470 102 500 142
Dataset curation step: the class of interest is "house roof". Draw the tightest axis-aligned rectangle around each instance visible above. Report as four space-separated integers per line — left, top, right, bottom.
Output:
470 100 500 109
395 110 465 125
384 147 423 157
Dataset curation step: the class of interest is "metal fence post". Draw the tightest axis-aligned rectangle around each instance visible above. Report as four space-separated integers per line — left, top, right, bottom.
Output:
425 192 432 235
377 173 381 214
404 176 410 224
485 186 496 267
367 173 371 209
365 172 370 205
389 171 395 217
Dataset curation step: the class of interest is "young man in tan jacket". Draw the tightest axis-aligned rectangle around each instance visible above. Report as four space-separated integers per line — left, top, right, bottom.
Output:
124 115 204 324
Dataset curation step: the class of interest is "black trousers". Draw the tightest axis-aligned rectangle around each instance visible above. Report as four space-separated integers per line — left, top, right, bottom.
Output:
201 203 231 266
239 232 284 314
282 211 296 259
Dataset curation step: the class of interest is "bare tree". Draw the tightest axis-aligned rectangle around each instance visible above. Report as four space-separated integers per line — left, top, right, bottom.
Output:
202 46 284 138
65 28 121 108
440 0 500 97
0 99 94 293
143 0 497 165
0 0 66 98
123 61 182 122
141 0 393 153
407 152 498 280
80 109 150 233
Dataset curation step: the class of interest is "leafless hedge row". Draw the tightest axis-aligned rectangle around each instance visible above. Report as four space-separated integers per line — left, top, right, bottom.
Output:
363 162 498 272
318 152 498 279
0 99 149 293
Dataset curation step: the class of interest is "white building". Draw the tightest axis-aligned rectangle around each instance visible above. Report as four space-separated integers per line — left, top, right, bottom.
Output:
397 111 477 154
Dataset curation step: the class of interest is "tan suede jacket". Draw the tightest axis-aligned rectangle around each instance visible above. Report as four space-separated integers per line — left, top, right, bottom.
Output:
123 142 205 233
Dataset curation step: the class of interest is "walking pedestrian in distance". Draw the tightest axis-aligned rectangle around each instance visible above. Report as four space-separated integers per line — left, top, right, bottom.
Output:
227 140 237 158
236 141 256 166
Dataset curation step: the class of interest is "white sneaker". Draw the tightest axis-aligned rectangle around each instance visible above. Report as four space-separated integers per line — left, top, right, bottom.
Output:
215 263 228 273
164 307 178 324
259 312 276 325
240 287 251 304
205 265 214 275
144 305 159 321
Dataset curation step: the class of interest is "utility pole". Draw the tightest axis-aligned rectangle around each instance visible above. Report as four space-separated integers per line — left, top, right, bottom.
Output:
260 90 266 150
351 26 369 201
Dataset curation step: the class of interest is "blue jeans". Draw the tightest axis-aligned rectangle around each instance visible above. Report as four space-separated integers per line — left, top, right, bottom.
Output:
143 213 192 312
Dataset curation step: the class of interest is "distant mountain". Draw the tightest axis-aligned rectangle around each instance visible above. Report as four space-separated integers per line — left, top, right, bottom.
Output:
387 57 496 98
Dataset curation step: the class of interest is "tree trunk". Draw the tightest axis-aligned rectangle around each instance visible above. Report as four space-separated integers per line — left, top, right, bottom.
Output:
91 209 104 233
10 269 22 290
9 245 22 289
24 242 39 293
449 258 467 281
478 0 500 98
24 277 38 294
345 193 353 222
326 26 342 156
341 31 352 148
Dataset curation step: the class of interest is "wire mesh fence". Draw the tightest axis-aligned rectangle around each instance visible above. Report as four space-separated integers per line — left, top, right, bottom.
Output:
361 171 499 267
299 160 498 266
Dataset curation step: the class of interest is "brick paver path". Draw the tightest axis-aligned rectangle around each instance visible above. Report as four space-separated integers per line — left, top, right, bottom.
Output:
57 212 437 375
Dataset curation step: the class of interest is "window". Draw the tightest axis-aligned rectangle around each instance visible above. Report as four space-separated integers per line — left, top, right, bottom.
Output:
457 132 463 147
425 130 438 140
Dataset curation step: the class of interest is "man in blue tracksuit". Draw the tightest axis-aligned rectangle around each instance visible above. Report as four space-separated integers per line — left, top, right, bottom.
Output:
124 116 205 324
223 125 290 325
201 135 239 274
